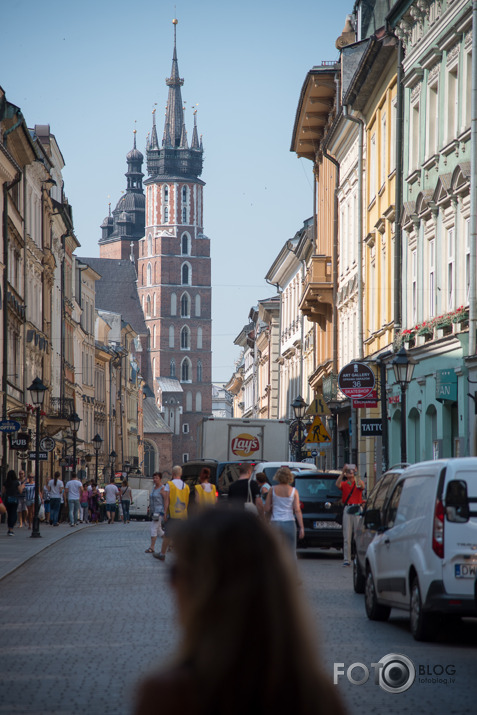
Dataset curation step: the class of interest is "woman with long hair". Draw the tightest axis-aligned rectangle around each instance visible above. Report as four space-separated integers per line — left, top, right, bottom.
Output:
264 465 304 554
47 471 64 526
134 509 346 715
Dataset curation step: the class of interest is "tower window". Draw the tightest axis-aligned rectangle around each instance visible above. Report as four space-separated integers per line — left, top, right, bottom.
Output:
181 358 191 382
146 295 151 316
197 360 202 382
182 186 188 203
181 293 190 317
182 207 187 223
182 263 191 285
147 263 152 286
170 359 176 378
164 206 169 223
182 233 190 255
164 186 169 203
181 326 190 349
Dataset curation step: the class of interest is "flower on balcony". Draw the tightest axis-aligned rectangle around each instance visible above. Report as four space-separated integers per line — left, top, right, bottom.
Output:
451 306 469 323
417 322 433 336
401 328 415 342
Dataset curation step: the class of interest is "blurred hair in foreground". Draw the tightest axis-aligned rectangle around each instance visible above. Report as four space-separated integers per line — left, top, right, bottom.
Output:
134 508 347 715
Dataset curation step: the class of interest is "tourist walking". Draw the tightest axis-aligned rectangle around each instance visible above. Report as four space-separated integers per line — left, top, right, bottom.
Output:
42 482 51 524
80 483 89 523
193 467 216 508
17 470 27 528
88 484 100 523
104 477 119 523
153 465 189 562
47 472 64 526
145 472 165 554
335 464 365 567
255 471 271 505
24 474 36 529
1 470 25 536
264 466 304 554
120 480 133 523
66 473 83 526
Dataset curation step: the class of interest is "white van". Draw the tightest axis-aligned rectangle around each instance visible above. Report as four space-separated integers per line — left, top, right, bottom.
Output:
127 489 150 520
251 461 316 484
364 458 477 640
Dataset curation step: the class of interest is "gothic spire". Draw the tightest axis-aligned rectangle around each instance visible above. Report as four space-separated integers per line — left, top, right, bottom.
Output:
150 109 159 150
191 109 199 149
163 18 185 149
180 106 188 148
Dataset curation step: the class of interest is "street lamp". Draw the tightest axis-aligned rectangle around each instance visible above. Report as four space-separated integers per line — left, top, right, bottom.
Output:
27 377 47 539
69 412 81 475
92 433 103 485
392 346 416 464
109 450 117 481
123 460 131 479
291 395 308 463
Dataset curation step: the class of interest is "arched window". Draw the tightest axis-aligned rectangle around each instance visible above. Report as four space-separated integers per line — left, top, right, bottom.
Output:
170 359 176 378
182 186 188 203
147 262 152 286
196 391 202 412
152 324 156 348
181 358 191 382
182 263 191 285
181 233 190 255
170 293 177 315
197 327 203 349
146 295 151 316
182 206 187 223
141 264 145 285
181 292 190 317
197 360 202 382
169 326 175 348
186 391 193 412
195 294 201 316
153 293 156 316
152 357 156 377
164 206 169 223
181 326 190 349
147 233 152 256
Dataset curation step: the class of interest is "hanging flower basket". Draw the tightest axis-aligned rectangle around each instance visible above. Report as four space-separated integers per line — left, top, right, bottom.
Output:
417 324 433 337
452 308 469 324
401 330 415 343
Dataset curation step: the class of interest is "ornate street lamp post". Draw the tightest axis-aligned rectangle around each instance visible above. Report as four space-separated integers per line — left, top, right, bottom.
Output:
109 450 117 482
69 412 81 475
27 377 48 539
291 395 308 463
92 433 103 485
392 346 416 464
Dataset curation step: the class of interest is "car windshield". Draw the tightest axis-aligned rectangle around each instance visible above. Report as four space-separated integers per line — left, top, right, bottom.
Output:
294 477 341 499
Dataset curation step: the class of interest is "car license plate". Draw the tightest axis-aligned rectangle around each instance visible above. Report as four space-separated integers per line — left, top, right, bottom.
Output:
455 563 477 578
313 520 341 529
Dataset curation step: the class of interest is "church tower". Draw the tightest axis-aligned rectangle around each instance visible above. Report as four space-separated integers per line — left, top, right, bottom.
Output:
99 132 145 261
137 19 212 464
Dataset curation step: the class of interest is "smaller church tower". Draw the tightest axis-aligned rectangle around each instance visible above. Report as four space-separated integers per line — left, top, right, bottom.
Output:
99 132 145 261
137 18 212 465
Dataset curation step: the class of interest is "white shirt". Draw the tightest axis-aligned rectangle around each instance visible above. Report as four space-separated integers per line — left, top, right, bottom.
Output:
66 479 82 501
164 478 185 492
104 483 119 503
48 479 64 498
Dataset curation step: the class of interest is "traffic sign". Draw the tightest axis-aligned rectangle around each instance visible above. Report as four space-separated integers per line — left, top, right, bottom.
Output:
9 433 30 450
304 416 331 443
338 362 375 399
0 419 21 433
28 451 48 461
40 436 55 452
306 394 331 416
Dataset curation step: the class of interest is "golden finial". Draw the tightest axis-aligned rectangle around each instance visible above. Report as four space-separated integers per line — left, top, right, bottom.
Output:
172 18 178 25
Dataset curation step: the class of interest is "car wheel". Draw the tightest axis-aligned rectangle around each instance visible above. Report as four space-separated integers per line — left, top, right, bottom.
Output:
365 569 391 621
410 576 436 641
353 556 365 594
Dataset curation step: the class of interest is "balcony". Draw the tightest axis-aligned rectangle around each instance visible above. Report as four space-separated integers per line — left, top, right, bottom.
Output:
43 397 75 435
299 255 333 321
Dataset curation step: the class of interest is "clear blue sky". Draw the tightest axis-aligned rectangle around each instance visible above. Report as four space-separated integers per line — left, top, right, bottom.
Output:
3 0 352 383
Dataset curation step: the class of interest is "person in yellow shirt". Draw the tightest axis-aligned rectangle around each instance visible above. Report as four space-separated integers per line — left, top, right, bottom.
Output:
194 467 217 508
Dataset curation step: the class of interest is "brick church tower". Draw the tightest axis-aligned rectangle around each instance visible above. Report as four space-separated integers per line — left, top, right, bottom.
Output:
137 19 212 464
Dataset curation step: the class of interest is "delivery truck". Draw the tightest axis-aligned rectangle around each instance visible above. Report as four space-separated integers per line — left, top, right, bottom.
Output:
198 417 290 462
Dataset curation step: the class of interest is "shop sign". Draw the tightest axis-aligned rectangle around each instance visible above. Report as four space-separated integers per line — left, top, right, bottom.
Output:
436 369 457 403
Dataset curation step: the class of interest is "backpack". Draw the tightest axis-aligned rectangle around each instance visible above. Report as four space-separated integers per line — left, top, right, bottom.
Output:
168 480 190 519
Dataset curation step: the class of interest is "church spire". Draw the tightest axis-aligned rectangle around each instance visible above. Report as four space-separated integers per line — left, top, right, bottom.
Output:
191 109 199 149
163 18 185 149
150 108 159 150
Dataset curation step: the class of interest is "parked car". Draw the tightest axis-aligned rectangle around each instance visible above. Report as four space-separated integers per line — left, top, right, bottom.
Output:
292 471 343 550
251 461 316 484
352 465 406 593
364 458 477 640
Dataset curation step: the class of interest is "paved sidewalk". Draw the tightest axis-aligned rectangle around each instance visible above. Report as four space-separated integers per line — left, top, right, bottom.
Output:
0 521 91 581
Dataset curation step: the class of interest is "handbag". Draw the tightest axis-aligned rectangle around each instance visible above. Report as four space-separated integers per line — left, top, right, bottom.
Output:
38 504 45 521
245 480 258 515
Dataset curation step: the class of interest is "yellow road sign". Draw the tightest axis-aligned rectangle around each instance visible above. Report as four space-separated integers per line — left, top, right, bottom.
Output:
306 394 331 417
304 415 331 443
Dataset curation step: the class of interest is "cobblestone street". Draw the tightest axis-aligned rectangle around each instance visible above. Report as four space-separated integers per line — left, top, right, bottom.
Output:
0 522 179 715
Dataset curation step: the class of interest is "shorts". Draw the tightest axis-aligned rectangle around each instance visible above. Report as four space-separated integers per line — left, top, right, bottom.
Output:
18 498 26 511
163 517 182 538
106 503 116 511
150 517 164 538
26 500 35 508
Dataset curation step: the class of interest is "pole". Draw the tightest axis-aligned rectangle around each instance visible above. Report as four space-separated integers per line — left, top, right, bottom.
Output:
380 359 389 473
401 386 407 464
297 419 302 463
31 406 41 538
72 432 77 475
95 450 99 485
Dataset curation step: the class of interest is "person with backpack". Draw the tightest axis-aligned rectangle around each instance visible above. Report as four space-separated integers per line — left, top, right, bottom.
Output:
153 465 189 562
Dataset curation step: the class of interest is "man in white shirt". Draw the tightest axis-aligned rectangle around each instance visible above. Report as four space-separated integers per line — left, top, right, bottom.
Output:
104 477 120 524
66 474 83 526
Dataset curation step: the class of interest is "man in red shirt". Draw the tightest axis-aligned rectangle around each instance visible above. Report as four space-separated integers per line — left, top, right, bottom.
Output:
336 464 365 567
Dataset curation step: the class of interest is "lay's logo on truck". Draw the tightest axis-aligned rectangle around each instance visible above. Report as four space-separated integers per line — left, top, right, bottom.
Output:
231 433 260 457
